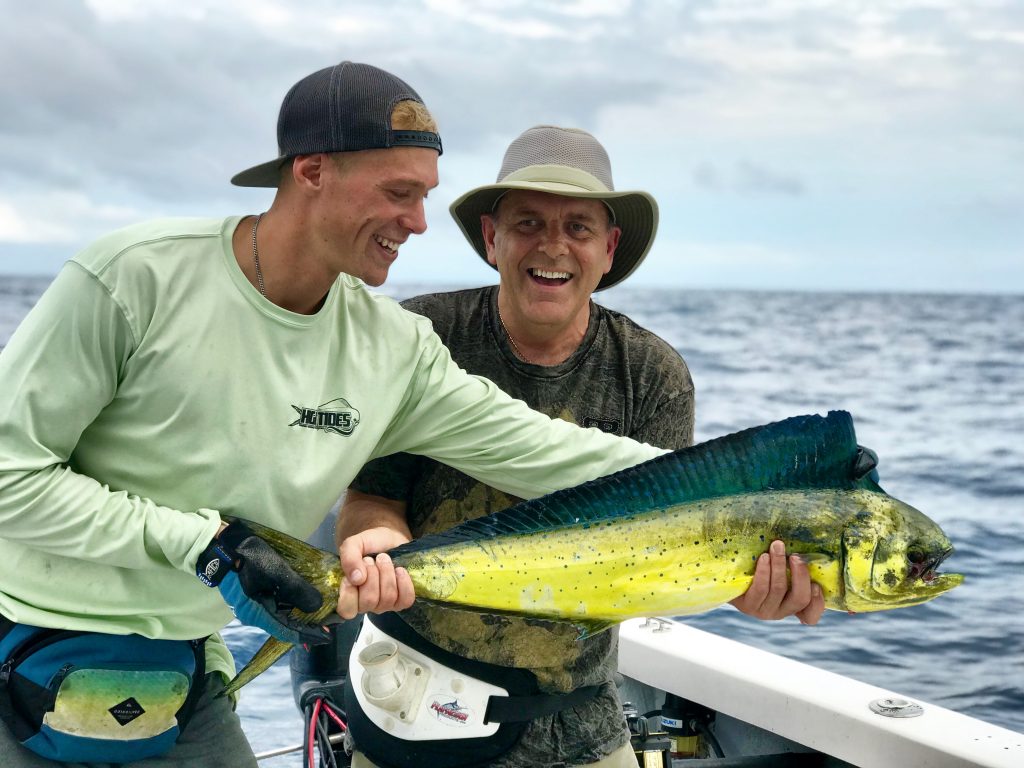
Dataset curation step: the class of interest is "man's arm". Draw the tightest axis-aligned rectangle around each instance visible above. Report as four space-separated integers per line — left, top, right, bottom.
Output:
371 318 667 499
335 489 414 619
0 264 218 573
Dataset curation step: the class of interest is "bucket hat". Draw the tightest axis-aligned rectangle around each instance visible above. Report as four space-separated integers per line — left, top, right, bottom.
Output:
449 125 658 291
232 61 442 188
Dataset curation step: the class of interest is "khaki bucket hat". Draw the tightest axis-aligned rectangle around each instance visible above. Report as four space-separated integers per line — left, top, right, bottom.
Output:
449 125 659 291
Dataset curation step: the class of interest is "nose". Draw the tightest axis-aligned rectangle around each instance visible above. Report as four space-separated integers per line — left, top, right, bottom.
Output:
399 200 428 235
537 223 568 258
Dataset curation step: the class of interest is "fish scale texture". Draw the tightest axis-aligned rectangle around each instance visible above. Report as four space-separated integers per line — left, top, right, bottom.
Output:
389 411 863 558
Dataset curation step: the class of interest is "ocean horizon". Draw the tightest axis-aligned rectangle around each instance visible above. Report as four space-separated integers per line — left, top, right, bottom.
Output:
2 275 1022 762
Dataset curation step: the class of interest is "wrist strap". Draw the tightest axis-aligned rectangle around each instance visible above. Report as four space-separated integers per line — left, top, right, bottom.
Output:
195 540 235 587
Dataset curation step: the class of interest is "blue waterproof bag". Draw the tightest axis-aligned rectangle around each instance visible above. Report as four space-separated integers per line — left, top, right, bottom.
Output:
0 618 206 762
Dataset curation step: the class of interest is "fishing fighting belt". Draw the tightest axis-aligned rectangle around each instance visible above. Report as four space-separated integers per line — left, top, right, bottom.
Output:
344 612 602 768
0 616 207 763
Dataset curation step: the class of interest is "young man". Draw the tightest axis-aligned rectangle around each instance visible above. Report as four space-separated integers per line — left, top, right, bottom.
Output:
0 70 667 767
338 126 824 768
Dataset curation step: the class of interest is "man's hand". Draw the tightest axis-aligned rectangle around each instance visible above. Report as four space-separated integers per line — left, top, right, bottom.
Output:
196 521 329 645
337 526 416 619
729 540 825 625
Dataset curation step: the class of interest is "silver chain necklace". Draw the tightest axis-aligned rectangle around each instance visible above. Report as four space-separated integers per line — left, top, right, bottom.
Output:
251 212 266 296
497 308 533 364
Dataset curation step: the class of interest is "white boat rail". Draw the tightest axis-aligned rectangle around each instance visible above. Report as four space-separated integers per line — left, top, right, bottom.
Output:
618 618 1022 768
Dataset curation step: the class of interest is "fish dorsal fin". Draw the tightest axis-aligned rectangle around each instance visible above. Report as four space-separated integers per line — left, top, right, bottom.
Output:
389 411 868 559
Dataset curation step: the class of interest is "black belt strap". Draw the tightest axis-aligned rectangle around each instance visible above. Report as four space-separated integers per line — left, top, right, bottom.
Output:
483 683 602 724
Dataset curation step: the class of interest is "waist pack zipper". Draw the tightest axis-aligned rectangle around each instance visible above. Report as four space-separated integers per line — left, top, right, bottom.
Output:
1 629 86 685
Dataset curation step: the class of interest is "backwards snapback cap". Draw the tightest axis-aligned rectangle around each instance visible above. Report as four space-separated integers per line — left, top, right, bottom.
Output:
232 61 442 188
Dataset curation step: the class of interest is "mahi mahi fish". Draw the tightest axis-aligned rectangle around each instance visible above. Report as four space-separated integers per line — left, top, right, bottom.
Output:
222 410 963 695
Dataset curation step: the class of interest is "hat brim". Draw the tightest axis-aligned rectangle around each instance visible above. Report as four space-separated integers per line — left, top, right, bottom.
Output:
231 157 291 188
449 180 658 291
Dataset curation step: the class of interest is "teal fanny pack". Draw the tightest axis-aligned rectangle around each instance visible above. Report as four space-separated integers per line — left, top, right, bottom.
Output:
0 618 206 763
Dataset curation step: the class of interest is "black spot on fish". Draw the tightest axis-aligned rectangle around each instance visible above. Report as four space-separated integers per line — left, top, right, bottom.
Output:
883 570 898 588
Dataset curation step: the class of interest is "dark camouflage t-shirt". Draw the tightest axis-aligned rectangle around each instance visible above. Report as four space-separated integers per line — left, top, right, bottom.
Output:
351 286 695 766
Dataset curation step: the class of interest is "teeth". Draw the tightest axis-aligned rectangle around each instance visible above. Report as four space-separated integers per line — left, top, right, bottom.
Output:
531 269 571 280
374 235 399 252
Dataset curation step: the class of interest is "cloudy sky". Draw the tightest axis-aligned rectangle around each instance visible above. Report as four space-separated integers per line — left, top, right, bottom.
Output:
1 0 1021 293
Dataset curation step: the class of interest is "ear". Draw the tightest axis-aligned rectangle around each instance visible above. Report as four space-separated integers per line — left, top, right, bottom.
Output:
603 226 621 275
481 214 499 267
290 154 328 191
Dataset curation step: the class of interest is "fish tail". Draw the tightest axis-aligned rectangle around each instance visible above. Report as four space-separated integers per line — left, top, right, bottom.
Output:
221 637 294 697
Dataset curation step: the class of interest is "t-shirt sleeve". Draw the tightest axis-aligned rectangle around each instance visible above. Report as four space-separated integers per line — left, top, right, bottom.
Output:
0 263 220 573
630 389 695 451
350 452 421 501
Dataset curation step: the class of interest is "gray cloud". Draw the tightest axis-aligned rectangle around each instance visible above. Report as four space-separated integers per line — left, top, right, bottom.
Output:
693 160 805 197
0 0 1020 290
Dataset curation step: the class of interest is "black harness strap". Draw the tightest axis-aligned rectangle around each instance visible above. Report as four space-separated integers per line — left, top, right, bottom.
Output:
483 683 602 724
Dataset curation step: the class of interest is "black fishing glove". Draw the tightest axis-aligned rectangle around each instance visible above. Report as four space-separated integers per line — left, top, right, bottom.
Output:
196 521 329 646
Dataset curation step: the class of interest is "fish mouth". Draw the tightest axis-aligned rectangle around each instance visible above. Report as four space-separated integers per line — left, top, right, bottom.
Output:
909 546 953 584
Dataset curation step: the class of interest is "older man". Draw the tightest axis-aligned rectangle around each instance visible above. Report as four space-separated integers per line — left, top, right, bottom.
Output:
0 72 667 767
338 126 824 768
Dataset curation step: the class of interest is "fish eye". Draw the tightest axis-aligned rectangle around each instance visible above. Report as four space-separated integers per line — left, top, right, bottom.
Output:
907 547 926 564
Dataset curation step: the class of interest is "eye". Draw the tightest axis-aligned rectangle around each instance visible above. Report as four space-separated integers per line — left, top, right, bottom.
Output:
386 188 413 201
516 219 542 232
907 547 926 564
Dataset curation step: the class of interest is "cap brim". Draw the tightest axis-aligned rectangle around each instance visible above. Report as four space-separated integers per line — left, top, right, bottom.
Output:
450 181 659 291
231 157 290 188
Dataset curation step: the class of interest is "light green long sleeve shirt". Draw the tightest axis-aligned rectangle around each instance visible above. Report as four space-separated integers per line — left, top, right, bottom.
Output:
0 216 664 677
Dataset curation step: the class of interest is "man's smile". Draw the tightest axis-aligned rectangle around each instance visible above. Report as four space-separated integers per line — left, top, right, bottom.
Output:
528 267 572 286
374 234 401 255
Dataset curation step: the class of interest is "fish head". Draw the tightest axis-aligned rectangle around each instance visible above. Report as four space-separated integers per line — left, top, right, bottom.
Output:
841 490 964 612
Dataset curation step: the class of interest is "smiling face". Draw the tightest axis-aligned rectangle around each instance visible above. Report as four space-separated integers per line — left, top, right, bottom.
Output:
482 189 620 337
312 146 439 286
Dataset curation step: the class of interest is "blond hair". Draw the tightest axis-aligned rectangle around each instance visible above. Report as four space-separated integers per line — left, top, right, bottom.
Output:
390 99 438 132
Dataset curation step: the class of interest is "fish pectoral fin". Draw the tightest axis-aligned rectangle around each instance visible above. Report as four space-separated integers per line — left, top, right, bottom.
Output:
572 619 619 640
794 552 834 566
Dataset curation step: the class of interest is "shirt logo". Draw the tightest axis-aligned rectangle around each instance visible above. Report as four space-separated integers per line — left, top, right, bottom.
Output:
583 416 620 434
289 398 361 436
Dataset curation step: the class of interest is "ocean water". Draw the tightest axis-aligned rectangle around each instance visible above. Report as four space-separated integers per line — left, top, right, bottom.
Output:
2 276 1022 761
